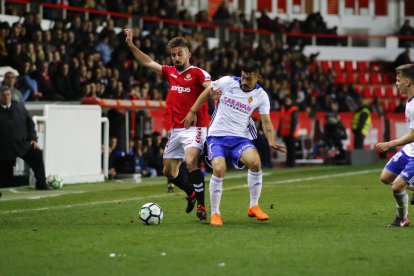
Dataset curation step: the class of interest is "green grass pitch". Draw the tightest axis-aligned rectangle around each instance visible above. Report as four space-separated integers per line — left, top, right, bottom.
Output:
1 162 413 275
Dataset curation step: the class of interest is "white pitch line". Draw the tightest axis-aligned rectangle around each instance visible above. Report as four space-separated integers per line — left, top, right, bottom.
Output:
0 169 379 215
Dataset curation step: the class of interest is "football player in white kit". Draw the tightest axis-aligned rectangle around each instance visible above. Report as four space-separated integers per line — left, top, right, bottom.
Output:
183 59 286 226
376 64 414 227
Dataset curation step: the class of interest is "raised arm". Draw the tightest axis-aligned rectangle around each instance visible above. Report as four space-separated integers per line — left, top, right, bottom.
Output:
124 28 162 73
260 113 286 153
182 85 212 128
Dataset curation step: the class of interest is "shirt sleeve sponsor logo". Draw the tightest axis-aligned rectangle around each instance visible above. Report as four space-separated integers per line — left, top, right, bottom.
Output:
171 85 191 93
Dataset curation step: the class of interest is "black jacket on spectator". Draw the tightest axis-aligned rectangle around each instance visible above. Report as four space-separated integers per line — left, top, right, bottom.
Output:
31 68 62 100
0 100 36 160
0 99 47 189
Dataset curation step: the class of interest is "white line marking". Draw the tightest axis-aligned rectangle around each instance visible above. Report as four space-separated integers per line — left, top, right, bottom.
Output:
0 169 379 215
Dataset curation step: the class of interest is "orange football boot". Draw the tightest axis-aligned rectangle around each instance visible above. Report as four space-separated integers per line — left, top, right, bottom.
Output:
210 213 223 226
248 205 269 221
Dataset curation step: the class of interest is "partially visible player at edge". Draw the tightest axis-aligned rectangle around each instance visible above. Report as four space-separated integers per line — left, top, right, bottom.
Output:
182 58 286 226
124 28 210 220
376 64 414 227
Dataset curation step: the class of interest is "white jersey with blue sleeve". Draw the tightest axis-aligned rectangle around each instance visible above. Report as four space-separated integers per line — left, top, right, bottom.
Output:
402 97 414 157
208 76 270 139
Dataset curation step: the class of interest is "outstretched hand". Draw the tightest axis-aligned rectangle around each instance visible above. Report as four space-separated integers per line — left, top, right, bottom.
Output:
270 143 286 154
124 28 134 47
181 111 197 129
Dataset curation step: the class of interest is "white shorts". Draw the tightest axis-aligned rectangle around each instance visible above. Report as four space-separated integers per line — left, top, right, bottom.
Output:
163 127 207 159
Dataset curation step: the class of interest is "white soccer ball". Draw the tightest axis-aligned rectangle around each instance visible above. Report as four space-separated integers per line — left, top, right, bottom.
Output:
139 202 163 225
46 175 64 189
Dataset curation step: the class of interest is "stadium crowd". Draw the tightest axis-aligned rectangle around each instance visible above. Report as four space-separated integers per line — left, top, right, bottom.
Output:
1 1 395 112
0 1 407 175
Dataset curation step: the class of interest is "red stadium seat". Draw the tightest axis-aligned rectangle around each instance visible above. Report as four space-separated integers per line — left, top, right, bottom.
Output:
332 60 343 72
388 99 396 112
385 86 396 98
335 72 345 84
383 73 394 84
373 87 384 98
320 60 330 73
362 86 373 98
344 61 355 72
358 72 368 85
356 61 369 72
370 73 382 85
346 73 355 84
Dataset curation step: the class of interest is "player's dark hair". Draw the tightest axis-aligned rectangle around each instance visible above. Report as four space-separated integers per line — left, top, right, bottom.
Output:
396 64 414 81
242 58 260 74
167 37 190 50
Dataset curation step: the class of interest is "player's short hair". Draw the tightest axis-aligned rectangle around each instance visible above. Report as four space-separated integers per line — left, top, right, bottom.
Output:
396 64 414 81
242 58 261 74
167 37 190 50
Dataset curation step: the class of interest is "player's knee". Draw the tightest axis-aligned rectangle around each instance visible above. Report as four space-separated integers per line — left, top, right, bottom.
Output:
185 156 199 171
380 176 392 185
185 162 198 172
212 166 226 178
247 159 261 172
392 183 405 193
162 166 174 179
379 172 395 185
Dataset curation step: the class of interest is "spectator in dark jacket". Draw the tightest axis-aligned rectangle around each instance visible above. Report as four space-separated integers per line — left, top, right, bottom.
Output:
0 86 48 189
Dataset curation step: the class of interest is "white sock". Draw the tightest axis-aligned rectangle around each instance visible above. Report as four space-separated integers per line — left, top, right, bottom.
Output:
209 175 223 216
248 170 262 208
394 191 409 219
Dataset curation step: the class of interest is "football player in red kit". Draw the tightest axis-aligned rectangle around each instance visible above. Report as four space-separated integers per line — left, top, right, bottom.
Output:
124 28 210 220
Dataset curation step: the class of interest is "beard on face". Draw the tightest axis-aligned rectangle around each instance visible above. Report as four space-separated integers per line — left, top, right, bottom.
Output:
174 63 184 71
241 85 250 92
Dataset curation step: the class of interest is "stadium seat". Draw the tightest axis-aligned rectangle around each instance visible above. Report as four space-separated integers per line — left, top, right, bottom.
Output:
344 61 355 73
332 60 343 72
370 73 382 85
388 99 396 112
385 86 396 98
335 72 345 84
358 72 368 85
373 87 384 98
383 73 394 84
362 86 373 98
356 61 369 72
346 72 355 84
320 60 331 73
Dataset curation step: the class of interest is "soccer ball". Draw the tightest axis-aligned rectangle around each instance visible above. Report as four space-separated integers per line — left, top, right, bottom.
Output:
139 202 163 225
46 175 63 189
